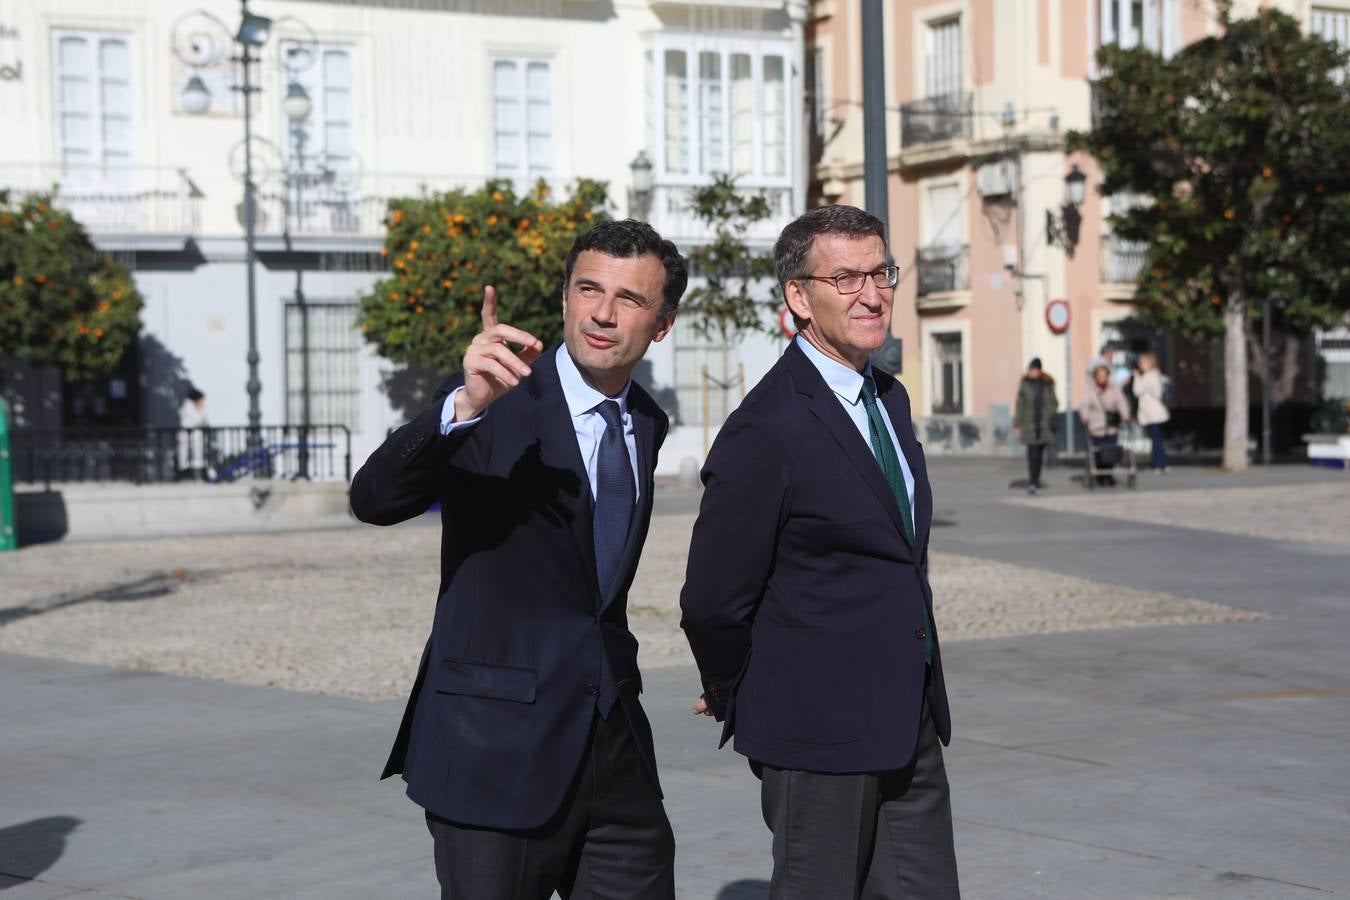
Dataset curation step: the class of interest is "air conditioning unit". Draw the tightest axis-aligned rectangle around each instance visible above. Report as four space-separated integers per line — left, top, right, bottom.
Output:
976 160 1015 198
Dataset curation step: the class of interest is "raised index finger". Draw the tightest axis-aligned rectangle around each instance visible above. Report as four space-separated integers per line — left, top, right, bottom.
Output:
480 285 498 330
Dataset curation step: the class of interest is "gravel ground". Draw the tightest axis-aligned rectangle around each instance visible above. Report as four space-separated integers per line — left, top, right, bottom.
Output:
0 512 1262 700
1002 481 1350 548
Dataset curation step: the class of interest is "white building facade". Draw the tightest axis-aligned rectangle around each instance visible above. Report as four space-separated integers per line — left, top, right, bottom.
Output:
0 0 809 473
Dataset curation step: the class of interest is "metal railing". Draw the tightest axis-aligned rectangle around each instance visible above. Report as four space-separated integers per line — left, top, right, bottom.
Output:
916 244 970 296
900 93 972 147
1101 235 1148 283
9 425 351 487
0 164 201 235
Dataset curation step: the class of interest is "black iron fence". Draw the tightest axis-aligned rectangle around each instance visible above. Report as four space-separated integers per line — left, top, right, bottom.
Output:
10 425 351 487
900 92 972 146
916 244 970 296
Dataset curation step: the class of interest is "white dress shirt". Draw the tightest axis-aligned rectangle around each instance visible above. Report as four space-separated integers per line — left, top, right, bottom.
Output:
795 335 915 513
440 344 640 502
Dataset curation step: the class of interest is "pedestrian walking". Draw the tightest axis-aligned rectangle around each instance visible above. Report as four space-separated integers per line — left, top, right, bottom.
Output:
1132 352 1171 472
1013 357 1057 495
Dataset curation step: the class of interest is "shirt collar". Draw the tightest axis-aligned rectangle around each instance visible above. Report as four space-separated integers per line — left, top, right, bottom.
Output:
555 343 630 419
795 335 872 406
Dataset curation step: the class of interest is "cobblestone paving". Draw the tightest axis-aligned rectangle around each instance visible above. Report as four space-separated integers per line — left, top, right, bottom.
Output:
0 510 1264 700
1002 481 1350 547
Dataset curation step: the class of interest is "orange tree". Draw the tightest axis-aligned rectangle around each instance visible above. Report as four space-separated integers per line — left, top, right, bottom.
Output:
0 191 143 380
358 178 608 370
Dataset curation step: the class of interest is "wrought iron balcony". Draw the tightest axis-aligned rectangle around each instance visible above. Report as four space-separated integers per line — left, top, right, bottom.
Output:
916 243 970 297
900 93 972 147
0 164 200 236
1100 235 1148 284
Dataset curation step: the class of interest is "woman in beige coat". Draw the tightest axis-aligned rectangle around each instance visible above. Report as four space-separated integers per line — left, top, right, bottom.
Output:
1132 352 1171 472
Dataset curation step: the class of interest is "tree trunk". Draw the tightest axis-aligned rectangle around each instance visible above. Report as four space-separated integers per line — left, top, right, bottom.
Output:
1222 288 1249 471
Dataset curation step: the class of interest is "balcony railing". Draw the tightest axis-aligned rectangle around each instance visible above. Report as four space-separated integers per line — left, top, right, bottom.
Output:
252 172 572 239
648 181 796 246
916 244 970 296
9 425 351 486
1101 235 1148 284
0 164 201 236
901 93 972 147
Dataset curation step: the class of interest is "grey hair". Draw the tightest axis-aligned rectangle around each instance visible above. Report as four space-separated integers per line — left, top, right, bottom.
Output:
773 205 888 293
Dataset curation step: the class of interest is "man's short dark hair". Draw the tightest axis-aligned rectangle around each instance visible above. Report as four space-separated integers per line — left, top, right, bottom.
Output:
563 218 688 316
773 205 889 293
186 388 204 402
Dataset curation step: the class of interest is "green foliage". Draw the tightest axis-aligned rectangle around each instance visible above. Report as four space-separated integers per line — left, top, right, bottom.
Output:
0 191 143 380
681 174 781 344
358 178 608 369
1068 8 1350 339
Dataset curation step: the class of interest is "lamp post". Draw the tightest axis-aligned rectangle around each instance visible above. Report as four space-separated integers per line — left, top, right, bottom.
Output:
628 150 653 221
284 81 314 479
175 2 316 443
1046 164 1087 257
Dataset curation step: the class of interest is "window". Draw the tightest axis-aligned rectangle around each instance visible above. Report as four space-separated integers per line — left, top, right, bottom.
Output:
807 48 827 145
493 57 553 178
671 317 737 428
282 43 355 175
649 36 792 183
52 31 133 178
285 302 361 430
926 183 964 249
1311 6 1350 47
1099 0 1178 55
930 332 964 415
1318 328 1350 399
924 18 962 98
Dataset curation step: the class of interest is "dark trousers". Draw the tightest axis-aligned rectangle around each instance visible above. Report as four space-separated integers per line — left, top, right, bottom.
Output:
1026 443 1046 487
755 699 960 899
1146 423 1168 469
425 707 675 900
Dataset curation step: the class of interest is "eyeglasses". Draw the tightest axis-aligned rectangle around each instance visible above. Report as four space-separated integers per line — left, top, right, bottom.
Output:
796 266 899 295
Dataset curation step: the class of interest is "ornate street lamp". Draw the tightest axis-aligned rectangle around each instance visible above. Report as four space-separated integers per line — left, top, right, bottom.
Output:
628 150 654 222
173 1 315 440
1046 163 1087 257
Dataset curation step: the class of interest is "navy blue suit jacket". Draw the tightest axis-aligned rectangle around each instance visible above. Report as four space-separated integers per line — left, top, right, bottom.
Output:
680 340 950 773
350 347 667 829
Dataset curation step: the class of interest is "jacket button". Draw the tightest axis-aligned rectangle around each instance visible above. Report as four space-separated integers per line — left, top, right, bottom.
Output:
586 684 600 696
914 628 928 640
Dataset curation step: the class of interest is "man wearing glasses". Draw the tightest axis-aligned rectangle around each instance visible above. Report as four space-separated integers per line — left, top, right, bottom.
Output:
681 205 959 898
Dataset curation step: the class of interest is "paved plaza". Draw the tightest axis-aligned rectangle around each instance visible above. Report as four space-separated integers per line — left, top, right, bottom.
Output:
2 458 1348 898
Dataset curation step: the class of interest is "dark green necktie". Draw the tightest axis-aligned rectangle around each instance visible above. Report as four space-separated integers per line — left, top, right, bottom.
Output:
860 377 933 664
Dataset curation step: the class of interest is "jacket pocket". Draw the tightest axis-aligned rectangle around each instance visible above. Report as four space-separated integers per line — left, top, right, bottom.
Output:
433 658 537 704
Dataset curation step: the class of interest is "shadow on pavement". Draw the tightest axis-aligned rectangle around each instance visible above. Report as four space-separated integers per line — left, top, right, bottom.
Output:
716 878 769 899
0 815 81 888
0 571 203 626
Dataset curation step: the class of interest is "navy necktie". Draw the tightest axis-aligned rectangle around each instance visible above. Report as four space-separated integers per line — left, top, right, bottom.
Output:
592 400 635 598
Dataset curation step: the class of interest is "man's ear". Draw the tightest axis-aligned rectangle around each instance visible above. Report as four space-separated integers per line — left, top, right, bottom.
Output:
652 311 677 344
784 279 811 324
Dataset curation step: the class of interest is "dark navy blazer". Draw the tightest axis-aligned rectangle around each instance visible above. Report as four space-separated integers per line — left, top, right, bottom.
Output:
350 347 667 830
680 340 950 774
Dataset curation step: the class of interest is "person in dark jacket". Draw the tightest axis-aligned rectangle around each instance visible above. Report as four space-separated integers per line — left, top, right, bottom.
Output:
1013 358 1058 495
351 220 685 899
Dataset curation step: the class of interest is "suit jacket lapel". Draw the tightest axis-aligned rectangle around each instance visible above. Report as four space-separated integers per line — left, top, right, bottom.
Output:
525 350 599 596
788 344 910 543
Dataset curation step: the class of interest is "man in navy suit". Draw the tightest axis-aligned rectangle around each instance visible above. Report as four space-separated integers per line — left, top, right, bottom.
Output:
680 205 960 898
351 219 686 899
